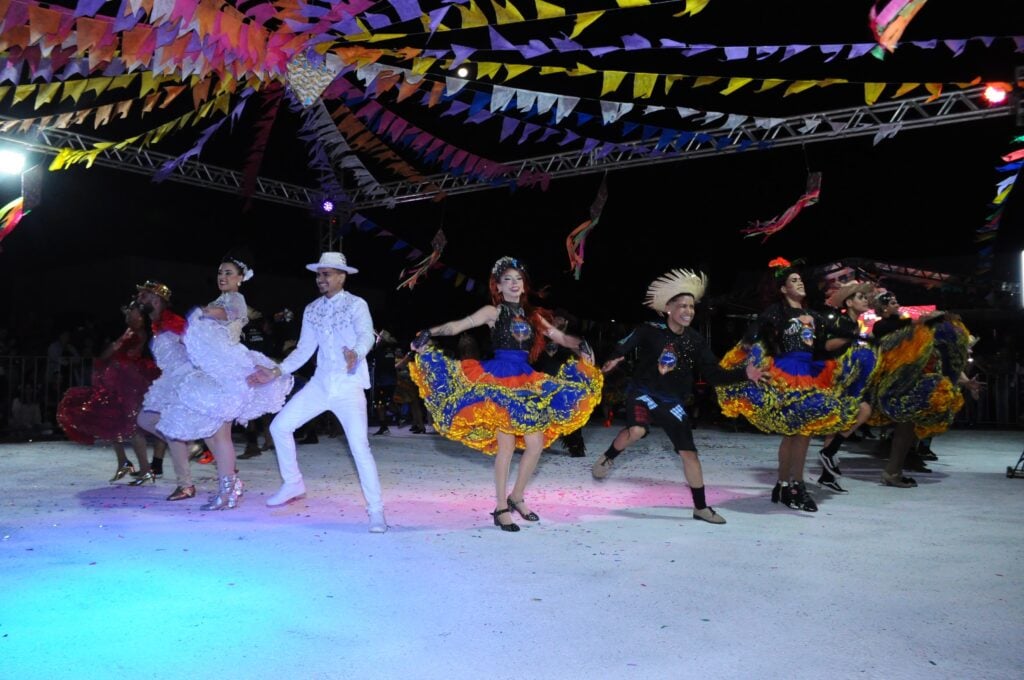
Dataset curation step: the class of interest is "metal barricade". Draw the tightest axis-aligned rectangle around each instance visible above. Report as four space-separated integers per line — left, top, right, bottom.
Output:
0 355 93 438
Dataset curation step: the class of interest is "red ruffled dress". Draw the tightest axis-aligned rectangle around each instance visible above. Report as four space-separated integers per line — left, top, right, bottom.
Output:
57 329 160 444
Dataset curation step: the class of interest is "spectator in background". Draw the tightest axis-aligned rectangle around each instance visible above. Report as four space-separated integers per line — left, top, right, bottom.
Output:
371 329 399 435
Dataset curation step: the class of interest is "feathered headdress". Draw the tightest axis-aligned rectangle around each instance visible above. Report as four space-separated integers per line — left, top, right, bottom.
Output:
644 269 708 313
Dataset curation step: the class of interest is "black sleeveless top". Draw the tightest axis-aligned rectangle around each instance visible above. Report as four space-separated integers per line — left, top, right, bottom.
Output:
491 302 533 351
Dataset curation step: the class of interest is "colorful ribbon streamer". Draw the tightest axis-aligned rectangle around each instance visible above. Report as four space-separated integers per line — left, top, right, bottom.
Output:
741 172 822 242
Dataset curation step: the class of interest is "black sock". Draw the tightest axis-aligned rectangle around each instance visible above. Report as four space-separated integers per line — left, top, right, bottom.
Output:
603 443 624 460
822 433 846 455
691 486 707 510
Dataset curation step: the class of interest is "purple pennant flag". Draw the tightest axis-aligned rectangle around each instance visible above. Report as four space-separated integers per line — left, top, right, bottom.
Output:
682 45 715 57
756 45 780 60
587 46 620 57
102 59 126 76
156 19 181 49
943 39 967 56
423 49 449 59
389 0 423 22
819 44 844 61
518 123 540 144
910 40 937 49
660 39 687 49
428 7 450 33
551 37 583 52
441 101 470 117
581 138 600 153
520 40 552 58
74 0 108 18
332 17 360 34
363 13 391 29
558 130 580 146
1014 36 1024 52
377 111 396 134
30 61 53 83
781 44 810 61
466 279 475 292
847 43 874 59
499 117 519 141
723 46 749 60
594 143 616 159
464 110 493 124
489 27 516 51
622 34 651 51
450 44 476 69
411 131 432 150
388 119 409 140
537 127 559 143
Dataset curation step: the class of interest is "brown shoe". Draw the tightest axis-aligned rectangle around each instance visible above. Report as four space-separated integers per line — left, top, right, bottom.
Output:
692 507 726 524
880 471 917 488
166 485 196 501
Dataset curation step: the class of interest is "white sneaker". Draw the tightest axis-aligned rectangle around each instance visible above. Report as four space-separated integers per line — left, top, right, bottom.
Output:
266 481 306 507
368 510 388 533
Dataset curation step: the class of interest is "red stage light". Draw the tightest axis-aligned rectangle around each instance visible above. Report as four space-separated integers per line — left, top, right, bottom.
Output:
982 84 1009 105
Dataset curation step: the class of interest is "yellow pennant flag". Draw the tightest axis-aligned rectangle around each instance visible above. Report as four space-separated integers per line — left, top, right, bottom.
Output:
633 73 657 99
476 62 501 80
993 186 1011 204
864 82 885 105
33 82 60 109
12 84 36 105
140 71 160 97
85 77 111 98
457 0 489 28
113 134 141 150
0 86 9 104
757 79 785 92
569 62 596 76
720 77 752 95
783 80 817 97
569 11 602 39
924 83 942 102
411 57 438 75
492 0 525 24
502 64 531 81
616 0 650 6
54 111 75 128
674 0 711 17
110 73 137 91
894 82 919 97
455 273 466 287
692 76 720 88
534 0 565 19
602 71 626 96
539 66 567 76
664 74 684 94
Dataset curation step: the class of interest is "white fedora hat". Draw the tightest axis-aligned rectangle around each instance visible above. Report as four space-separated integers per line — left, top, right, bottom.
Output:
306 251 358 274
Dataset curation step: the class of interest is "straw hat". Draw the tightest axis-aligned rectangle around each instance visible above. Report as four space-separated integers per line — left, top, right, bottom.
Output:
644 269 708 313
306 251 358 274
826 281 874 309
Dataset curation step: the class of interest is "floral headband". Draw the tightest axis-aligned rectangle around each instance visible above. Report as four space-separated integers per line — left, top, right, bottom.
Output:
227 258 254 282
491 256 525 279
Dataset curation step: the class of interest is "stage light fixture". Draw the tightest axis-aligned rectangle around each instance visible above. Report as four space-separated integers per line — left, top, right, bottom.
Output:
982 83 1009 105
321 199 335 213
0 149 26 175
456 66 470 78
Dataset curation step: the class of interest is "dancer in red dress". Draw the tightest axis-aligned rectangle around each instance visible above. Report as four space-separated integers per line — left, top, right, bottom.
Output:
58 301 163 482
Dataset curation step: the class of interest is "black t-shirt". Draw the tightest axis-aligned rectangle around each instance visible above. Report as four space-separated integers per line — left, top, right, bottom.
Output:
372 341 398 386
872 315 912 340
608 322 745 400
823 314 862 359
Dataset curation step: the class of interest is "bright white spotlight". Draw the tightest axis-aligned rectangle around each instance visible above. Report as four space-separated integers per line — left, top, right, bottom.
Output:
982 84 1009 105
0 149 25 175
321 199 334 213
456 66 469 78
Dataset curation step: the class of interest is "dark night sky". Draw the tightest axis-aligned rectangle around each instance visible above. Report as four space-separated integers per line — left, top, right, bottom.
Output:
1 0 1022 343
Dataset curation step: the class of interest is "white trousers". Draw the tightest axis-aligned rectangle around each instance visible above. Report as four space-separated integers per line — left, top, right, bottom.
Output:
268 380 383 513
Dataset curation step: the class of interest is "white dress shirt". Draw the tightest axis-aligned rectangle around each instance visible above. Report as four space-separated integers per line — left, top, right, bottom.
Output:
278 290 375 392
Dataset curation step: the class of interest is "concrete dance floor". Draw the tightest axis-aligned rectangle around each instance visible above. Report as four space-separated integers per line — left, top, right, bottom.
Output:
1 426 1021 679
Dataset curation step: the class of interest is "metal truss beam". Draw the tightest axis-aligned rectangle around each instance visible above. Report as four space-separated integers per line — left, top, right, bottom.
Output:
0 124 322 210
346 86 1012 210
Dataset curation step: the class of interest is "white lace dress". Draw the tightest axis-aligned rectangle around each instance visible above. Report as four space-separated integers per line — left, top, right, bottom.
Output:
156 292 293 441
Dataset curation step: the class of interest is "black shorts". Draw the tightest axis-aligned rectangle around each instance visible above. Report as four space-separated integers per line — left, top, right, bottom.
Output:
625 392 696 452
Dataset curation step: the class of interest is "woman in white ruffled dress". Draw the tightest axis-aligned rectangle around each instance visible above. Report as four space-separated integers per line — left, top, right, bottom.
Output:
157 252 293 510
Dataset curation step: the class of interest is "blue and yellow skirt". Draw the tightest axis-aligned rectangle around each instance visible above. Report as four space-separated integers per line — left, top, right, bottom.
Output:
410 349 603 454
868 317 970 438
716 345 876 437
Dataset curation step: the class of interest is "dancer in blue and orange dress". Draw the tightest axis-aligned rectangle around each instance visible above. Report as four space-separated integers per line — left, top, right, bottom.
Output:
867 291 981 488
716 259 876 512
410 256 602 532
58 300 163 482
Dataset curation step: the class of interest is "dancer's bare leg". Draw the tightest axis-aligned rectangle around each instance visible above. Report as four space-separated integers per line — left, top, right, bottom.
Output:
493 432 516 527
205 421 237 479
508 431 544 516
130 430 152 474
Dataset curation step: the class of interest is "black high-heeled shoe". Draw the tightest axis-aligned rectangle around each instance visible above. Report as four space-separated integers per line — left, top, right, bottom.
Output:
507 496 539 522
127 472 156 486
490 507 520 532
109 461 136 483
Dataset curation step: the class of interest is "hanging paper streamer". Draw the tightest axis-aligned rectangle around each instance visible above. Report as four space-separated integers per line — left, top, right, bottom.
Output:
397 228 447 290
975 139 1024 275
741 172 822 242
869 0 930 58
565 175 608 279
0 163 42 248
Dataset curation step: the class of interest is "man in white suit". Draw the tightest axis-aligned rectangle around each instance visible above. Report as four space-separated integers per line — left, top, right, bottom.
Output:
249 252 385 532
